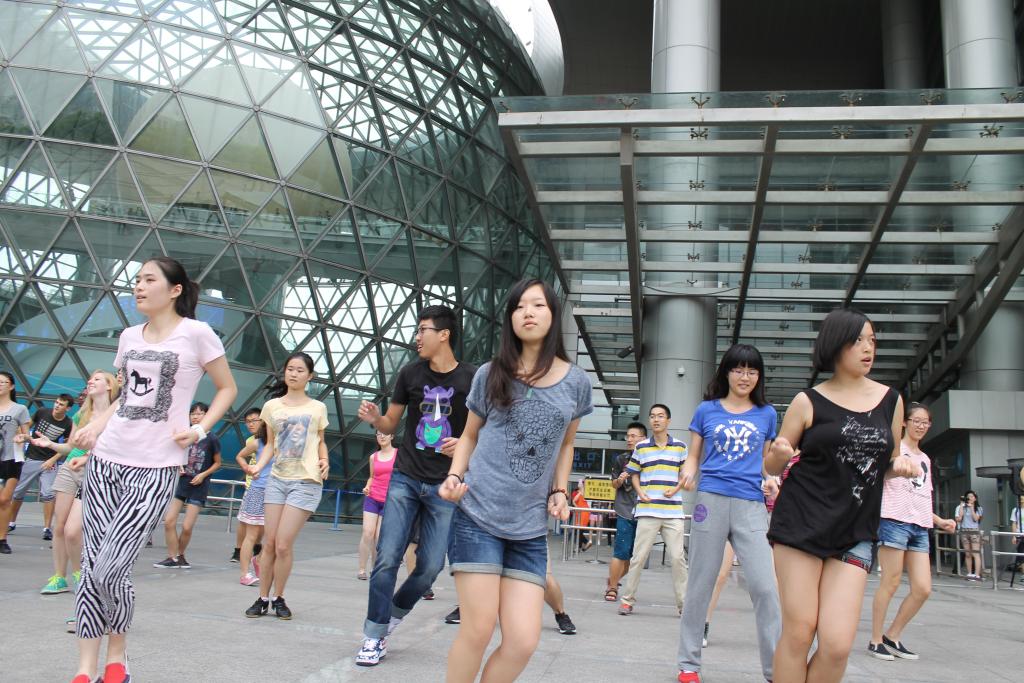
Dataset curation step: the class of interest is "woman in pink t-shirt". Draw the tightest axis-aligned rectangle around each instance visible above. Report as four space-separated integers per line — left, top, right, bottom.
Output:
868 403 956 663
66 257 237 683
358 431 396 579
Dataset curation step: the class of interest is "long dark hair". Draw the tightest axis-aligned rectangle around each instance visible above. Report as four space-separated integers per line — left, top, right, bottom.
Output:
0 371 16 401
812 308 873 373
704 343 768 407
962 490 981 510
266 352 315 399
486 279 568 408
146 256 199 319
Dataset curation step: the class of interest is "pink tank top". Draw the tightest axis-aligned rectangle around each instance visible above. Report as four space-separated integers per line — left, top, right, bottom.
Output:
368 450 395 502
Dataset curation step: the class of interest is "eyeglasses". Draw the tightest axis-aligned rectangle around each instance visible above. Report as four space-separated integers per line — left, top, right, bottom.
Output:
415 326 441 337
729 368 760 378
908 419 932 427
244 418 261 424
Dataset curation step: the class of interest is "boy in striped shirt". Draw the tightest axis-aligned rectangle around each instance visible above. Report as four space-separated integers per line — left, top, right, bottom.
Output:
619 403 688 616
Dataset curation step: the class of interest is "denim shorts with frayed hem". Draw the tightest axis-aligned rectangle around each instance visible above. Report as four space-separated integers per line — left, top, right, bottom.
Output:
879 517 930 553
264 475 322 513
833 539 874 572
449 508 547 587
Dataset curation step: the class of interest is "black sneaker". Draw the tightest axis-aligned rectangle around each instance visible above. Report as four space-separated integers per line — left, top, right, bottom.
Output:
153 557 178 568
254 543 262 556
177 555 191 569
882 635 918 660
444 606 461 624
230 548 240 563
554 612 576 635
868 642 894 661
42 527 53 541
245 597 269 618
272 596 292 620
422 588 435 600
0 540 10 554
703 621 710 647
6 523 13 532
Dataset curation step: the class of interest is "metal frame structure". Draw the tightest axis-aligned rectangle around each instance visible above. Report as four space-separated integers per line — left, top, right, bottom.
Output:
497 91 1024 409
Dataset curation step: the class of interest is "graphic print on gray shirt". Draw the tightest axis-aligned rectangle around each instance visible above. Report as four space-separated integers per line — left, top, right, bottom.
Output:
459 362 593 540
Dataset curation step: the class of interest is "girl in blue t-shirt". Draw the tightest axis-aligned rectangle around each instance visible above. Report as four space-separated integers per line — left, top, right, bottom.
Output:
677 343 782 683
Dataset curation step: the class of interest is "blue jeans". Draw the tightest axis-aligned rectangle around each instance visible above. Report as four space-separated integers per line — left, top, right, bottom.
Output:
363 470 455 638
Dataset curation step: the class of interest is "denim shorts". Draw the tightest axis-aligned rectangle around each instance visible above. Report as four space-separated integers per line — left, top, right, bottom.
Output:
879 517 930 553
833 539 875 572
264 475 322 513
449 507 547 587
613 516 637 561
173 475 209 507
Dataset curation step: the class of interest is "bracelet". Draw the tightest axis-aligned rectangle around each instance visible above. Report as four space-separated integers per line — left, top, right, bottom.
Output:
190 423 207 441
446 472 464 483
548 488 567 499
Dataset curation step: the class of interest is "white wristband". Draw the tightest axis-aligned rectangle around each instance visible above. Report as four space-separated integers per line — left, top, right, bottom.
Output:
190 423 207 441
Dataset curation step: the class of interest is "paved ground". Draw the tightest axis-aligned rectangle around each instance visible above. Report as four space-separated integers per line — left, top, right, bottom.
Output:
3 507 1022 682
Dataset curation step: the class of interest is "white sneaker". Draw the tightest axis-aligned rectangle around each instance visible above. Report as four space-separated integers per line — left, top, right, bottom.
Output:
355 637 387 666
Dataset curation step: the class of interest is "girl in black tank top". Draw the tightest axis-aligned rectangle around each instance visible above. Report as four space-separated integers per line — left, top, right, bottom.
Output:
763 309 919 683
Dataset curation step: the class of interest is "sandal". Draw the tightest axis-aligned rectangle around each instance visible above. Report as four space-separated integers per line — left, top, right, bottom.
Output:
604 587 618 602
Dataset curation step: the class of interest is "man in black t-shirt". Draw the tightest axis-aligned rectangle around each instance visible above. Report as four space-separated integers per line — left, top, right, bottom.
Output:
354 305 476 667
10 394 74 540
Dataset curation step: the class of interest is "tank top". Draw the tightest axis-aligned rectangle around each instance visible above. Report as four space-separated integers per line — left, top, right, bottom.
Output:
368 450 396 502
767 387 898 558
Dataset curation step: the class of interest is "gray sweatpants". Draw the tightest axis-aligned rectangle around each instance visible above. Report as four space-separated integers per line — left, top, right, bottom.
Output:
677 491 781 680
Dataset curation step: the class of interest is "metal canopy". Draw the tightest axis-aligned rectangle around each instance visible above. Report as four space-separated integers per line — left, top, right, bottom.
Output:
496 88 1024 410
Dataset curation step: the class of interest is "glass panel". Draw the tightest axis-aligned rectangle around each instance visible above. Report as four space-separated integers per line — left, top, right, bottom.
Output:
128 153 199 221
36 221 99 284
181 43 251 104
235 242 301 307
179 95 250 159
0 2 55 58
150 25 223 85
371 227 414 282
288 137 345 198
0 71 33 135
310 29 362 80
156 228 228 281
0 137 32 187
8 68 87 133
412 184 451 239
281 5 336 52
71 290 131 347
260 113 322 176
353 208 402 269
210 169 277 232
1 145 66 209
154 0 223 32
43 142 115 207
198 244 252 307
307 211 362 270
97 25 173 86
65 8 138 69
303 260 358 316
80 156 148 220
65 0 141 16
212 115 277 178
111 230 164 290
285 187 344 246
234 2 295 54
410 226 453 283
236 188 297 246
49 280 107 337
5 341 62 390
12 14 87 73
0 209 66 273
395 117 438 172
160 170 229 236
332 90 383 145
44 81 117 145
39 350 90 395
333 140 386 195
232 43 296 102
129 96 201 161
322 278 369 330
353 159 404 218
77 218 150 286
263 67 325 127
395 160 441 216
94 79 171 143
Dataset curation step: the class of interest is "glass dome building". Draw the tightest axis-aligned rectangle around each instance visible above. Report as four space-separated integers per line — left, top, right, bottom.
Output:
0 0 554 509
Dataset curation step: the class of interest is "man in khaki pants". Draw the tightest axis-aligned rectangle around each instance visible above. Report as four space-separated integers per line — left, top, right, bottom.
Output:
618 404 688 615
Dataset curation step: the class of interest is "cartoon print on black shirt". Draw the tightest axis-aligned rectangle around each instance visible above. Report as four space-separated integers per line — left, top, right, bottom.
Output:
506 398 566 484
118 350 179 422
417 385 453 450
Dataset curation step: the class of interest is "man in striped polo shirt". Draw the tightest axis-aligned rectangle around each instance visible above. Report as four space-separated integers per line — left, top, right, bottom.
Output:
619 403 688 616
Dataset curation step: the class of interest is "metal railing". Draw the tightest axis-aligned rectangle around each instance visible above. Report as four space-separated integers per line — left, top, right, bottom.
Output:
559 505 692 567
988 530 1024 590
207 478 245 532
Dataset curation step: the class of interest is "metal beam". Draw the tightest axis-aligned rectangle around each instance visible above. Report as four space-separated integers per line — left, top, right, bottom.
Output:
845 124 932 306
537 189 1024 206
737 311 940 323
619 128 643 377
733 125 779 343
562 260 973 276
550 229 1001 245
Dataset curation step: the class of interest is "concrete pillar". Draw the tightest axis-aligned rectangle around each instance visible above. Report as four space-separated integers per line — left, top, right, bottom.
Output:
651 0 720 92
561 303 579 364
882 0 927 89
941 0 1018 88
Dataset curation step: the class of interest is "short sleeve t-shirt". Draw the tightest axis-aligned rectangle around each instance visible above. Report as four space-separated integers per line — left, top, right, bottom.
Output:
66 413 89 462
262 398 329 484
690 400 777 502
459 362 593 540
93 318 226 469
880 443 934 528
26 408 73 461
1010 505 1024 528
957 503 983 530
626 436 688 518
611 451 638 520
0 403 31 462
183 433 220 477
391 359 476 485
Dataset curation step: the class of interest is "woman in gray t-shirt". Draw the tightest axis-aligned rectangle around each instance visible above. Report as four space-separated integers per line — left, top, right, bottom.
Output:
0 371 32 554
440 279 592 683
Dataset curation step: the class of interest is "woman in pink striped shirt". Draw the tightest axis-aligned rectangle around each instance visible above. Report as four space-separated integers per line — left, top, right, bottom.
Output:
868 403 957 663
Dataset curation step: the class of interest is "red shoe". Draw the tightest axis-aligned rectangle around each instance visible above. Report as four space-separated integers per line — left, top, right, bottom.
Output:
103 662 130 683
678 671 701 683
70 676 93 683
251 555 260 579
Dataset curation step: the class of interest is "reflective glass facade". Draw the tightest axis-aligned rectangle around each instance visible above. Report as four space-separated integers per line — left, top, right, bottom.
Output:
0 0 553 511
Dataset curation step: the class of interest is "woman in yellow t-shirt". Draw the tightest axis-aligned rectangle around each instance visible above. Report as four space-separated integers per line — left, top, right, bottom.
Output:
244 352 329 621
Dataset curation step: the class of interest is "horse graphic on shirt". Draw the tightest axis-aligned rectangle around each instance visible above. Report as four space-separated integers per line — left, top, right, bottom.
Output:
129 369 154 396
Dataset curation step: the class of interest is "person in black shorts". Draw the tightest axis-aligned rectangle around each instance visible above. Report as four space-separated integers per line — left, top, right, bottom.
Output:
153 403 221 569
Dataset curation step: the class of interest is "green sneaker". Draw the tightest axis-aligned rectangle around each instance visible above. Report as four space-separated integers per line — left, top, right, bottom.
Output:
73 570 81 587
41 575 70 595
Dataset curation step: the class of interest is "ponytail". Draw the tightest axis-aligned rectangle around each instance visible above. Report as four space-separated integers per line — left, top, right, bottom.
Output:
266 351 315 399
146 256 199 318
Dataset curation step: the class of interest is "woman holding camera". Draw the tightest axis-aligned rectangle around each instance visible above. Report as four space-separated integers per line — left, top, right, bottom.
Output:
955 490 984 580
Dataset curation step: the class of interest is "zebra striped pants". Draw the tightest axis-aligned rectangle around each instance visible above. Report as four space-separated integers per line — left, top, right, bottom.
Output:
75 456 177 639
